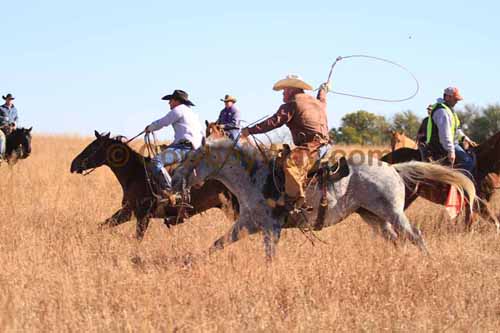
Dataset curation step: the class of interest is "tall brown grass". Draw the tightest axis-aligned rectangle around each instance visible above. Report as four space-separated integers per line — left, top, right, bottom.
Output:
1 136 500 331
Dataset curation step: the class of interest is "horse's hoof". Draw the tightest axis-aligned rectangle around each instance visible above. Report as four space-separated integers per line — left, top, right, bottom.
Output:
97 223 107 229
209 242 223 255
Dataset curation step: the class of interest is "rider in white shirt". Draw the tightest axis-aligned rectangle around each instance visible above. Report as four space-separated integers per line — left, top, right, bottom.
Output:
145 90 203 192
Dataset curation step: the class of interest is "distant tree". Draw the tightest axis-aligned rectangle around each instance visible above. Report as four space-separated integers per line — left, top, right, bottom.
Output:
454 103 500 142
469 104 500 142
391 110 422 139
334 110 390 145
456 104 481 134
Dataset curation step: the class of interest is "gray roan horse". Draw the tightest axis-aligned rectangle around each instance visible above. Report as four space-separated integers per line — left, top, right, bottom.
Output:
172 139 477 258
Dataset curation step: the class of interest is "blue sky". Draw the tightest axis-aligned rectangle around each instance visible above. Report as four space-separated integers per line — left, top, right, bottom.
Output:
2 0 499 138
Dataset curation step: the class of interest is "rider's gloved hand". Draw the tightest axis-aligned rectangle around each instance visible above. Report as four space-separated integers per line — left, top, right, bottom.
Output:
447 152 456 166
465 137 478 147
240 128 250 138
319 82 332 93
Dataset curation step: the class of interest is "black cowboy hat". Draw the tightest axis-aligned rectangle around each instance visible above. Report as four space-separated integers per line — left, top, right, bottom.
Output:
2 93 14 100
161 89 195 106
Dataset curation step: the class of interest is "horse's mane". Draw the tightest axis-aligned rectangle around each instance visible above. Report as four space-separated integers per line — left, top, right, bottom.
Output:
207 138 269 164
112 135 128 142
109 135 151 162
8 127 30 136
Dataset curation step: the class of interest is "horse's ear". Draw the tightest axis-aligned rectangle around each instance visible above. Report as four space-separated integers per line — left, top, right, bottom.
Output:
27 127 32 132
205 120 209 128
104 132 111 139
94 130 100 138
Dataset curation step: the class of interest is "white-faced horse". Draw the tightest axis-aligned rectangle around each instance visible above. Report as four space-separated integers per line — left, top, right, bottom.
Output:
172 139 477 258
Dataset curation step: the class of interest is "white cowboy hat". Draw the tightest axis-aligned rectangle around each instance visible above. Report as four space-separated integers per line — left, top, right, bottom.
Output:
272 74 313 91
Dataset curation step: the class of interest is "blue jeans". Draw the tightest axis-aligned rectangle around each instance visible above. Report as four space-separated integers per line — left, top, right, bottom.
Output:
0 130 6 158
152 146 192 190
227 129 240 141
454 144 474 175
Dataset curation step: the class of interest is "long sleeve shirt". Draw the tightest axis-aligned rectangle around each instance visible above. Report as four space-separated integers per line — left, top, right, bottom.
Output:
217 105 241 128
432 98 467 154
148 104 203 149
248 88 329 146
0 104 18 127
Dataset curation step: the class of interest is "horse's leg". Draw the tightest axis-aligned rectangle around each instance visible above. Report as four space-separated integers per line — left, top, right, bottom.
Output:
209 216 261 254
135 216 150 241
221 195 239 221
477 200 500 234
358 209 398 243
262 218 282 259
363 197 429 254
100 206 133 229
386 210 429 255
135 201 154 240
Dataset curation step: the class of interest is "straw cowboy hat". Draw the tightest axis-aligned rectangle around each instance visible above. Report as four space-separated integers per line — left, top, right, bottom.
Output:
161 89 195 106
272 74 313 91
220 95 237 103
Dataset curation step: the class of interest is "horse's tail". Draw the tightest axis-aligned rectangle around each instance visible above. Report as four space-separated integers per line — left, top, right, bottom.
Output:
393 161 476 214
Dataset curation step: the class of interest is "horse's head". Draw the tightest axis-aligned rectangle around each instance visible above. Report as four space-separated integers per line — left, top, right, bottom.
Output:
7 127 32 159
476 131 500 175
70 130 131 174
205 121 226 141
389 130 402 151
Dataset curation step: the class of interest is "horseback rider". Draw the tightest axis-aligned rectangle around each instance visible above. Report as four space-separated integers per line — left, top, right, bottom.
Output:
0 93 19 162
241 74 331 211
426 87 477 174
144 90 203 194
216 95 241 140
416 104 433 145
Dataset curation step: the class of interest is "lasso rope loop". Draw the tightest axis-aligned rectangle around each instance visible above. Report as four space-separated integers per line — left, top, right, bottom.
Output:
325 54 420 103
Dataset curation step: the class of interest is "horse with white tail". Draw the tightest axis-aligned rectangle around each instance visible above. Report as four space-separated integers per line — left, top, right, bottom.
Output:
172 139 477 258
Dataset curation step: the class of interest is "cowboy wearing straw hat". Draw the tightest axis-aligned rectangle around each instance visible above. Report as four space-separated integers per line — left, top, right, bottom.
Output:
216 94 241 140
241 75 331 211
0 93 19 161
145 89 204 193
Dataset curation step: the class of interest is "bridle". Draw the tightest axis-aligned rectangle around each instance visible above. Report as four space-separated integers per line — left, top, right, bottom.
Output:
80 131 145 177
81 139 109 176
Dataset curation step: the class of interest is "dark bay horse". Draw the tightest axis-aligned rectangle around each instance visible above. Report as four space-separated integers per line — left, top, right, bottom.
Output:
381 132 500 231
2 127 32 165
70 131 238 240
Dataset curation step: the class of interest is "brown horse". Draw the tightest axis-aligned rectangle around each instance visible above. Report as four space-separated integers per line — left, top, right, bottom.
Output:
390 130 417 152
381 132 500 231
70 131 238 240
205 121 226 139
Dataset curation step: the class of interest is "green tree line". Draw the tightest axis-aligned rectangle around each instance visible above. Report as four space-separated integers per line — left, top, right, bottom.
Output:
330 104 500 145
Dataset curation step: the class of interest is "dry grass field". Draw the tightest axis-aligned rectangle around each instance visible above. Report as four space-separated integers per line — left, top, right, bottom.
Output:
1 135 500 332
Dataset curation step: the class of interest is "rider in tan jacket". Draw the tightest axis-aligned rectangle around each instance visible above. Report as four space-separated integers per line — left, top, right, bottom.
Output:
241 74 330 210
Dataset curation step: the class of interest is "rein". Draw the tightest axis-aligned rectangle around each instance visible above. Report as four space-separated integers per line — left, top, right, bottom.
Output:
142 133 163 200
82 139 108 176
126 130 145 144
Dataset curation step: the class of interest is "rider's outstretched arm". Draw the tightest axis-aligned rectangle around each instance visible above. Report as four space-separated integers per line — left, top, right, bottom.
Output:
147 109 180 132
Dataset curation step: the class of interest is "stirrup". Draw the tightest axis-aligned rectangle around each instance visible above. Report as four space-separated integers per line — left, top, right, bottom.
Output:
155 190 176 204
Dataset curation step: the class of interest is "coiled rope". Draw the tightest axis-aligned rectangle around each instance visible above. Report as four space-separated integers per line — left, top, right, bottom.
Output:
324 54 420 103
